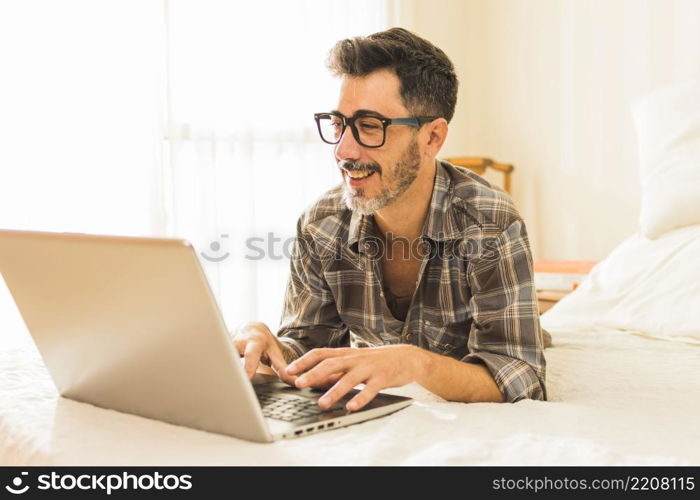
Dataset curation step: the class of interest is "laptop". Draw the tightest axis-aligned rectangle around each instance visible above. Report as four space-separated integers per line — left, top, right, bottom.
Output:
0 229 412 442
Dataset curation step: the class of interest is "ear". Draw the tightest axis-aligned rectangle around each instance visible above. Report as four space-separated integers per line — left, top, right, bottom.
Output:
422 118 449 159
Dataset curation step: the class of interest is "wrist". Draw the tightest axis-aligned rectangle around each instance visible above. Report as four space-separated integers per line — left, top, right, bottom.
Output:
409 344 432 385
277 339 300 364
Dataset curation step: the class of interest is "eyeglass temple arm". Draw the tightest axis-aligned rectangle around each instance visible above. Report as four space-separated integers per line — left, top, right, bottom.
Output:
388 117 439 126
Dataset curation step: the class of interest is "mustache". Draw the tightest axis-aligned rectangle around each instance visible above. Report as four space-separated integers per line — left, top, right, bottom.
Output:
338 160 382 175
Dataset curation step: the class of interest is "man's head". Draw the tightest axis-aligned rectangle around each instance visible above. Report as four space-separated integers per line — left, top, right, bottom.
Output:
321 28 457 215
328 27 458 123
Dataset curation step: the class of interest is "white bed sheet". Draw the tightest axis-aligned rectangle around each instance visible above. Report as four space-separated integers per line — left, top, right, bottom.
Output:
1 317 699 466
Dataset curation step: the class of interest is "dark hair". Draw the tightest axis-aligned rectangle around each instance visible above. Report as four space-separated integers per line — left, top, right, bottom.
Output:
327 27 458 122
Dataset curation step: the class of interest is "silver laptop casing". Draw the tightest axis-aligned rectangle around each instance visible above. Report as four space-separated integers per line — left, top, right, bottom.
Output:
0 229 412 442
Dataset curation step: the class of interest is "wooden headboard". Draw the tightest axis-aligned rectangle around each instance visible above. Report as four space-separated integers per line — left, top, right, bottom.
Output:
444 157 514 194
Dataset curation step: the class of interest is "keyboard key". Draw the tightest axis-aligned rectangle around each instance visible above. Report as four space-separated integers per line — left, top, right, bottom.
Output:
256 391 334 422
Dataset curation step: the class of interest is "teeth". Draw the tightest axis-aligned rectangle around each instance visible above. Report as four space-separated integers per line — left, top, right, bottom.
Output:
347 170 372 179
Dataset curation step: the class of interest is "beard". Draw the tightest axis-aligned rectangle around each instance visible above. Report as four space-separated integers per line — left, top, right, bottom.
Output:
341 137 421 216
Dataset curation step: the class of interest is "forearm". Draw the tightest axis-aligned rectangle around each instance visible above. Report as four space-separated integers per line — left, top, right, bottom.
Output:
413 346 504 403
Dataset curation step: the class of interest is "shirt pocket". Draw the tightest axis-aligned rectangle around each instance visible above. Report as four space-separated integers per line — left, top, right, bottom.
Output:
419 312 469 359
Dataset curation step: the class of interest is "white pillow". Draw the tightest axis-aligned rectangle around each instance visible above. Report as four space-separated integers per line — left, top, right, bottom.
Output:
632 76 700 239
541 224 700 342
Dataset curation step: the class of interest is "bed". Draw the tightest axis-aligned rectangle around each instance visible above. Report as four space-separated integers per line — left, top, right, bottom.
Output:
2 77 699 467
1 314 698 466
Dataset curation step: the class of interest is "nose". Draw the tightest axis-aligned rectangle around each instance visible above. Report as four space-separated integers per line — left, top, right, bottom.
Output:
334 124 363 162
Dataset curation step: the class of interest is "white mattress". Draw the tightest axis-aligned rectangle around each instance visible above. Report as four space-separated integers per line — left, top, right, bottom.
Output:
1 319 699 466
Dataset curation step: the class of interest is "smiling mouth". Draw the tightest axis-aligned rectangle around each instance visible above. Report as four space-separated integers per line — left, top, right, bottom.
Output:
345 169 376 180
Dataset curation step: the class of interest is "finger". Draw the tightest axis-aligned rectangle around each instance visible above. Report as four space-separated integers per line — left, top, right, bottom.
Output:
267 345 297 386
286 347 353 376
318 371 365 409
243 341 264 379
314 371 344 389
296 371 344 390
295 357 350 388
346 381 382 412
233 337 247 356
272 366 297 386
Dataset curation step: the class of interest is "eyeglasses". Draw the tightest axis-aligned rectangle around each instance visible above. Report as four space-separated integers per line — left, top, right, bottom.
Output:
314 112 438 148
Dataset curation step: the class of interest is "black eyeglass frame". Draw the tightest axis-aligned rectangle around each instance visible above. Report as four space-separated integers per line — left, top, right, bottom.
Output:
313 111 439 148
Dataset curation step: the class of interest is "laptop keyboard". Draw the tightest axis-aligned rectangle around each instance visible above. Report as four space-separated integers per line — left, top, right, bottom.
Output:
257 392 338 422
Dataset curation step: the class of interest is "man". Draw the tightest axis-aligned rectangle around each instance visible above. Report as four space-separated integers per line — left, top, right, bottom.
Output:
233 28 547 411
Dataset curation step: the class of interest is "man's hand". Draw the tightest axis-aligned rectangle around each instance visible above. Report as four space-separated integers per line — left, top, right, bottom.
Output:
231 322 297 385
285 345 427 412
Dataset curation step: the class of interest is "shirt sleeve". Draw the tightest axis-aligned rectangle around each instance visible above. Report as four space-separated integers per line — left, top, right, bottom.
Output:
276 216 349 358
461 219 547 402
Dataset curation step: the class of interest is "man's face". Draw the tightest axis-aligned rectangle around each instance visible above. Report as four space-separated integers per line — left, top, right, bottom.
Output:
334 69 423 215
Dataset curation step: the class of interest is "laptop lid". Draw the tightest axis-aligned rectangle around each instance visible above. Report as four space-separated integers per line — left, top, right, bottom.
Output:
0 229 273 442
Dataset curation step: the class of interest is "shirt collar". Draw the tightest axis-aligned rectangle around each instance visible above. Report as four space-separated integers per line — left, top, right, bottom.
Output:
421 159 462 241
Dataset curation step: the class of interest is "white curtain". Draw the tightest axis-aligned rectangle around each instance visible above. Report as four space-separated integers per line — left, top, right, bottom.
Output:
163 0 390 329
0 0 390 331
0 0 164 236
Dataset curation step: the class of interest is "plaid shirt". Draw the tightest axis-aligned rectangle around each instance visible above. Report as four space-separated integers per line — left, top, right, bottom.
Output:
277 160 547 402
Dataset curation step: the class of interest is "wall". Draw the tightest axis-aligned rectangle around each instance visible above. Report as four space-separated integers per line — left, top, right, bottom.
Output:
395 0 700 259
